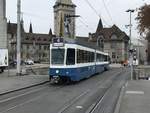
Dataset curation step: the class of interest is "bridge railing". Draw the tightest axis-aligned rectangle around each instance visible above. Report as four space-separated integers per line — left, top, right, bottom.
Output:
134 65 150 80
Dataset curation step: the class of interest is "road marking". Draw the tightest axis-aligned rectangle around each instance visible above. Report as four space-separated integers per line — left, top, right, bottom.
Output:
126 91 144 95
76 106 83 109
125 81 128 87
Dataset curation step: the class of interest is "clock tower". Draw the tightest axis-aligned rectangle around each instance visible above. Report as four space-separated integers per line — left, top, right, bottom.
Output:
53 0 76 38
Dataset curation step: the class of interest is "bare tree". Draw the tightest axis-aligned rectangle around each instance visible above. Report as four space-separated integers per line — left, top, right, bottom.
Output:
136 4 150 64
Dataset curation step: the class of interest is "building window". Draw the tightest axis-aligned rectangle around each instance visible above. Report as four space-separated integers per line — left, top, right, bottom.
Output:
44 46 47 50
97 35 104 49
27 45 29 49
44 38 47 41
39 45 41 50
112 52 116 59
111 42 116 49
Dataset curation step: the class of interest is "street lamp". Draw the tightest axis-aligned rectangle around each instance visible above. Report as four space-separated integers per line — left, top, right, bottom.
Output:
16 0 21 75
126 9 134 80
126 9 134 46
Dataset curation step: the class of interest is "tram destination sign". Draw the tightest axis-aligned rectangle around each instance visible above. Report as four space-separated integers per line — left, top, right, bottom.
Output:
52 37 64 47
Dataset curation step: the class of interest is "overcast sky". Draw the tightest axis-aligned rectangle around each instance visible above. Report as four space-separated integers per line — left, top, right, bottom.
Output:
6 0 150 39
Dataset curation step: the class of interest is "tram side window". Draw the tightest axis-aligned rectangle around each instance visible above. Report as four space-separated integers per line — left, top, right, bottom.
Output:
77 49 94 63
77 49 83 63
90 52 94 62
96 53 103 62
104 55 108 61
66 48 75 65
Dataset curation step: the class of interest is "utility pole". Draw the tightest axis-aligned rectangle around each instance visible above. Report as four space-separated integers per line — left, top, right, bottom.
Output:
17 0 21 76
126 9 134 80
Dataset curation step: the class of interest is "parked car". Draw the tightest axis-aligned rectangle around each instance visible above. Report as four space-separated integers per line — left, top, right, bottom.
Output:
34 60 41 63
25 59 34 65
9 59 25 68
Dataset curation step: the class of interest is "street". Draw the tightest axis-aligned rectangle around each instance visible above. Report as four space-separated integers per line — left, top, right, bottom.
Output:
0 68 130 113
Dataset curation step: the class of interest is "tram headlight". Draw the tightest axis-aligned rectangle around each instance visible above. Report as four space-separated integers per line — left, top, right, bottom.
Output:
56 70 59 74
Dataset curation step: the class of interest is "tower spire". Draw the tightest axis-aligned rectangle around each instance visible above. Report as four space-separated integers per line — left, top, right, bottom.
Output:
29 22 33 33
96 18 103 33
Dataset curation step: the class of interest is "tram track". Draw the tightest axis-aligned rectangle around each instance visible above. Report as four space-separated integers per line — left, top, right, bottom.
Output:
0 84 66 113
0 68 129 113
0 68 119 105
57 68 129 113
86 70 130 113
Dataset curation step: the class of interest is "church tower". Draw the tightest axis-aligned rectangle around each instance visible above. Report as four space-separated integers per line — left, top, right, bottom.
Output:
53 0 76 38
0 0 7 48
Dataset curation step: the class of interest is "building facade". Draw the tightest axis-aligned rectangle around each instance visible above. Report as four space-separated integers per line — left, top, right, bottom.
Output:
89 19 129 63
53 0 76 38
7 21 52 62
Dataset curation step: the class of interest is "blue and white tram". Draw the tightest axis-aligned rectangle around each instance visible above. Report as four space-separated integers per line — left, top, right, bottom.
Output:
49 39 110 83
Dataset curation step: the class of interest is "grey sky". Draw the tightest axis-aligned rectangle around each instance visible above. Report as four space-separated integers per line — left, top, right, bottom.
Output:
6 0 150 38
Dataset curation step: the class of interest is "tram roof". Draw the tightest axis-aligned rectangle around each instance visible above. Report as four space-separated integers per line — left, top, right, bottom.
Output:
64 37 102 51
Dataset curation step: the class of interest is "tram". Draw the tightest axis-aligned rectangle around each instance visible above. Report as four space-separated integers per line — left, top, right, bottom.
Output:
49 37 110 83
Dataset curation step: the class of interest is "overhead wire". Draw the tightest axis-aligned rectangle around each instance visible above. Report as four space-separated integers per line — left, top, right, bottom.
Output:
84 0 101 18
101 0 114 24
77 17 94 31
84 0 110 27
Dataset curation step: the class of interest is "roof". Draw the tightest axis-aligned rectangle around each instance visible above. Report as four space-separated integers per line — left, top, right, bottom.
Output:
91 24 129 42
7 22 53 44
53 37 103 51
76 36 89 42
22 33 52 44
7 22 24 34
96 18 103 33
54 0 76 7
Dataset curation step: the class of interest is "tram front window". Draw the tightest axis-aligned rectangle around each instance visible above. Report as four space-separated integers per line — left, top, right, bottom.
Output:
51 49 65 65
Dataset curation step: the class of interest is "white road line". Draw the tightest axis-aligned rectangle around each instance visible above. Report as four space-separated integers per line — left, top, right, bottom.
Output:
126 91 145 95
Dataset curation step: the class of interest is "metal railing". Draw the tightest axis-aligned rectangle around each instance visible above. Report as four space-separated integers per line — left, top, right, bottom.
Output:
134 65 150 80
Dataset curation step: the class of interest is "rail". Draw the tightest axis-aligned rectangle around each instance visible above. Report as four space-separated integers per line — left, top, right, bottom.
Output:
134 65 150 80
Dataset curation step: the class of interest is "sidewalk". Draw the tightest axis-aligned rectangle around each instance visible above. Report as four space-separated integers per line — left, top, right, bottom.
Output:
117 80 150 113
0 70 49 95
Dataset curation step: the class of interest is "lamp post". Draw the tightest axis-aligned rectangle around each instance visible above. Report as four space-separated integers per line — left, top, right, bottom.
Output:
16 0 21 75
126 9 134 80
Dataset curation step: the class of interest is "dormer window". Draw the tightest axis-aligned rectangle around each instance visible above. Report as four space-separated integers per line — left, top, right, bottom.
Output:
111 34 117 39
44 38 47 41
38 37 41 41
26 37 29 40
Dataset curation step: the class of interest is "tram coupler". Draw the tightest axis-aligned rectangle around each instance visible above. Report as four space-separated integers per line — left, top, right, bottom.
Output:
51 76 60 84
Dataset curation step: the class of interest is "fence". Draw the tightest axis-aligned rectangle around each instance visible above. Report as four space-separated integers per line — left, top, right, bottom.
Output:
134 65 150 80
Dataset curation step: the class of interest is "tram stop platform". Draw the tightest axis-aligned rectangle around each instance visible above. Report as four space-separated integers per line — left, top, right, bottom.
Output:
117 80 150 113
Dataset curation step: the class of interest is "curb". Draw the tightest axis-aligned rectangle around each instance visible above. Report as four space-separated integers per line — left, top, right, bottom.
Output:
114 83 126 113
0 81 49 96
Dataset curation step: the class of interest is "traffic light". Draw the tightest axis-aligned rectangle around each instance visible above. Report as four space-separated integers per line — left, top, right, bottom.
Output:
133 49 137 61
129 48 137 60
